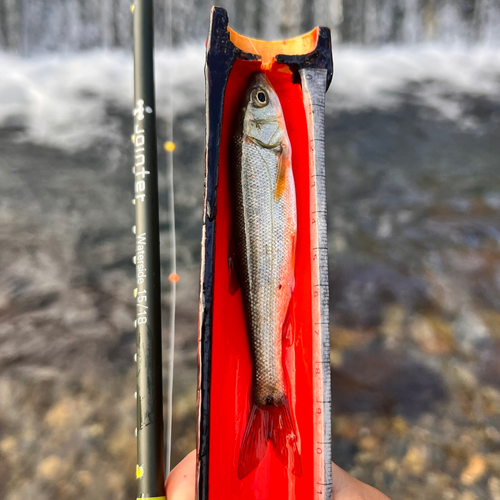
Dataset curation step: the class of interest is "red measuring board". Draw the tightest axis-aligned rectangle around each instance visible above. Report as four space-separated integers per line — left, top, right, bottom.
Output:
197 8 333 500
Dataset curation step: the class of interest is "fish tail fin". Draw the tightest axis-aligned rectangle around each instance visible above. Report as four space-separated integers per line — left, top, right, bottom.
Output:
269 399 302 477
238 399 302 479
238 404 269 479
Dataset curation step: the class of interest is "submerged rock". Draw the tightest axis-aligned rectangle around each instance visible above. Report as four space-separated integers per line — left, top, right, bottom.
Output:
331 346 448 418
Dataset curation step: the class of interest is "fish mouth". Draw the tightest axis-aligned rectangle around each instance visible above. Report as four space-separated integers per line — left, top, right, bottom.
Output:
247 71 271 89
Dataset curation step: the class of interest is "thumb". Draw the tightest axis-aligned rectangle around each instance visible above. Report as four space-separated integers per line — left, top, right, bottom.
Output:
165 449 196 500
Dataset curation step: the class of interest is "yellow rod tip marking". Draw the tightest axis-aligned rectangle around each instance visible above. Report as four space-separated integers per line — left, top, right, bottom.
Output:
136 464 143 479
164 141 176 152
133 288 137 297
131 134 135 143
130 4 135 13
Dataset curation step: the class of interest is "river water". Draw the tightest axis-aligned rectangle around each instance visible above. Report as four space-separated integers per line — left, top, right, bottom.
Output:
1 15 500 500
2 0 500 53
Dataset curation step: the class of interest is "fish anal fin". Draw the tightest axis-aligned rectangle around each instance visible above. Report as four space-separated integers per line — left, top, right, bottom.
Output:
275 143 289 201
270 400 302 477
238 405 269 479
282 294 294 347
228 234 239 295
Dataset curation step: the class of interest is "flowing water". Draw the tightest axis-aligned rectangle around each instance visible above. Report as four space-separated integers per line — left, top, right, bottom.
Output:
1 2 500 499
1 0 500 53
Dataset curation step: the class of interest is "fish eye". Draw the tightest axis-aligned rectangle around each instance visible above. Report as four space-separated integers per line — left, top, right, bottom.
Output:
252 88 269 107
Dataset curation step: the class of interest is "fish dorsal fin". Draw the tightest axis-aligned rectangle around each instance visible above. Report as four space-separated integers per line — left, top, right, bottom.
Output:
274 142 289 201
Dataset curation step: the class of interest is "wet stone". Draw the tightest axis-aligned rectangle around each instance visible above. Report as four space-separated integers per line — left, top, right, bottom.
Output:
329 263 430 330
478 346 500 389
403 445 428 475
331 437 360 471
392 415 409 437
410 313 455 355
3 49 500 500
489 477 500 500
37 455 69 481
359 434 379 452
380 304 406 341
331 346 447 418
458 491 479 500
460 455 487 486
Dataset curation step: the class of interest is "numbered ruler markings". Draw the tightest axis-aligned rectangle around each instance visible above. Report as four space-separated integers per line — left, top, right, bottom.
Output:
301 67 332 500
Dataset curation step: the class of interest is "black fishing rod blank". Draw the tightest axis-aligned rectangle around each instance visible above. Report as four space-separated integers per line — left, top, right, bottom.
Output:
132 0 166 498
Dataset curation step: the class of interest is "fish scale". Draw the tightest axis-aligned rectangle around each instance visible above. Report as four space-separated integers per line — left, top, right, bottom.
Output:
233 107 296 407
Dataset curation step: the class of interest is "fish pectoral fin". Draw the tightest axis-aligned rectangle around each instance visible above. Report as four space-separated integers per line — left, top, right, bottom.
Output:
228 233 240 295
270 400 302 477
274 143 289 201
238 404 269 479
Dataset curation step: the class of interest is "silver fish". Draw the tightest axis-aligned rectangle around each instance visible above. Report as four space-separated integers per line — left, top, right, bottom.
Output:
230 72 301 478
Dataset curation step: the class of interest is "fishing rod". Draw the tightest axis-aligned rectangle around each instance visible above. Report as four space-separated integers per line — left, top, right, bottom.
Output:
132 0 166 498
163 0 177 476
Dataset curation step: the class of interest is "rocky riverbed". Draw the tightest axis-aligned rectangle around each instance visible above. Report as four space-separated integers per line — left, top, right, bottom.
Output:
1 47 500 499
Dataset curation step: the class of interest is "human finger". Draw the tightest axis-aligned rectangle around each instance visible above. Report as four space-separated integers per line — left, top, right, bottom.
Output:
331 461 391 500
165 449 390 500
165 449 196 500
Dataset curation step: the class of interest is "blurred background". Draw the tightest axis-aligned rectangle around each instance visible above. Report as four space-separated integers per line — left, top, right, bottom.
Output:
1 1 500 499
